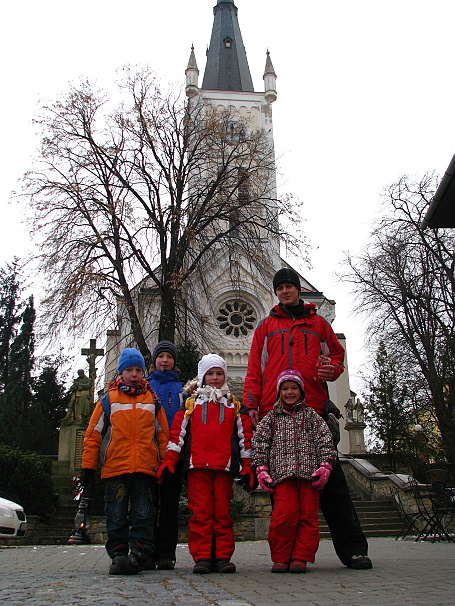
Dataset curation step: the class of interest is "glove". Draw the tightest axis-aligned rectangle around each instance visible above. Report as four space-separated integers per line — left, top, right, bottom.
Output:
256 465 274 494
157 451 180 485
311 462 332 490
248 409 259 430
237 460 257 493
81 468 95 488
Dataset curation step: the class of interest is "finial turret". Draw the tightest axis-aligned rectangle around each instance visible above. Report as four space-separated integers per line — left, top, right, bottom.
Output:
263 50 277 103
185 45 199 98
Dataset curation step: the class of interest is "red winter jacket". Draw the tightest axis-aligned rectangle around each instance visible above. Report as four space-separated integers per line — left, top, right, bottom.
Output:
243 303 345 416
166 393 253 474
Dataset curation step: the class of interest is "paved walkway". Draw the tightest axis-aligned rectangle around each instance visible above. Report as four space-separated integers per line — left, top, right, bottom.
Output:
1 538 454 606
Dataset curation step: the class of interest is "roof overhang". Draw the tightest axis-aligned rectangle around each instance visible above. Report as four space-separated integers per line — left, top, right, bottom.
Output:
422 153 455 228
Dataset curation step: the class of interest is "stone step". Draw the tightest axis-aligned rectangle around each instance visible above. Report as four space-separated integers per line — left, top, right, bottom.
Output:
350 499 395 509
317 498 402 538
2 484 403 546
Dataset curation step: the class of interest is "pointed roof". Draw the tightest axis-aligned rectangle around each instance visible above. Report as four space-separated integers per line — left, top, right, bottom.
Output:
263 50 276 77
186 45 199 72
202 0 254 92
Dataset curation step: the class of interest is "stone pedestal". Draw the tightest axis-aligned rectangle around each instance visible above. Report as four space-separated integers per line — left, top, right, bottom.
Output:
56 421 88 475
345 421 367 455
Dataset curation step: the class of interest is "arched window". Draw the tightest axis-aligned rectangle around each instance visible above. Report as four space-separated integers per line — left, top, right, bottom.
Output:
217 299 256 337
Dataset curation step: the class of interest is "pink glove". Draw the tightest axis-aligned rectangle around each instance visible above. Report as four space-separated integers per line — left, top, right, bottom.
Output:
311 462 332 490
256 465 274 494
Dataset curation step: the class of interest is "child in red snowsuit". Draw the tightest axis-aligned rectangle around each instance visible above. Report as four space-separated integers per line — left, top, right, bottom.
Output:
251 368 336 573
157 354 254 574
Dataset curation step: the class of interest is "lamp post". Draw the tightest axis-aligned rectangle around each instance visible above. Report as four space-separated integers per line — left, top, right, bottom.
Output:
413 424 428 482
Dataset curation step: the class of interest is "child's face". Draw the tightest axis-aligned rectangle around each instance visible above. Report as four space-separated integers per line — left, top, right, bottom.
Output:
121 365 144 386
203 367 225 389
280 381 301 406
155 352 175 371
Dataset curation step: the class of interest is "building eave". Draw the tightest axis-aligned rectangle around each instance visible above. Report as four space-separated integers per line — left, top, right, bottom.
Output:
422 153 455 228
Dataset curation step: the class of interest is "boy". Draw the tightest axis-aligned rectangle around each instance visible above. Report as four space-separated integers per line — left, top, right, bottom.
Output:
147 341 183 570
81 347 169 575
157 354 254 574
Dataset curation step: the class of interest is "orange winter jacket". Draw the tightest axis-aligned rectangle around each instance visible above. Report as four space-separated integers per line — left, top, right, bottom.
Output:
82 382 169 479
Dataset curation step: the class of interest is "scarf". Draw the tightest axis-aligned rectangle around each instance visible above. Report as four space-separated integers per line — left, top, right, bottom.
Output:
114 376 151 396
195 383 230 424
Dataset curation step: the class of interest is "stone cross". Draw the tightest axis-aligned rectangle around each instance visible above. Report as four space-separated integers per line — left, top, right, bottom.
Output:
81 339 104 403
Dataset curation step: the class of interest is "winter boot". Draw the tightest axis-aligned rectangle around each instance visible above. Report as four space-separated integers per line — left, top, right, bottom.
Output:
347 554 373 570
213 558 236 573
271 562 289 573
108 545 129 575
122 542 152 575
289 560 307 573
193 559 212 574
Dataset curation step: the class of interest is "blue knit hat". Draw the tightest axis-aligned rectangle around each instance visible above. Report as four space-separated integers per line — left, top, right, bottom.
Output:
118 348 146 374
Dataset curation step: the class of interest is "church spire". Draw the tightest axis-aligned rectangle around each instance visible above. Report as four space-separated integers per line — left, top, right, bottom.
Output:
185 45 199 98
263 50 277 103
202 0 254 92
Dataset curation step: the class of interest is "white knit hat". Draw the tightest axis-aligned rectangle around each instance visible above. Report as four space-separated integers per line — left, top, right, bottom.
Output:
197 354 228 386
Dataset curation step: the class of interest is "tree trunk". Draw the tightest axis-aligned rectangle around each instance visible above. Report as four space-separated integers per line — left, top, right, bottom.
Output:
159 284 176 343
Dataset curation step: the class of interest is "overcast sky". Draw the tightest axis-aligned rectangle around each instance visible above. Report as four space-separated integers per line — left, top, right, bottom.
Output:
1 0 454 392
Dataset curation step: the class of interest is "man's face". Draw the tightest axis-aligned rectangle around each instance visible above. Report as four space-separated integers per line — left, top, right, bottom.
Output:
276 283 300 307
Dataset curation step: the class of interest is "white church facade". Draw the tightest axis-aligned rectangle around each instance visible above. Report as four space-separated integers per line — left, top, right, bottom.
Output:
104 0 365 456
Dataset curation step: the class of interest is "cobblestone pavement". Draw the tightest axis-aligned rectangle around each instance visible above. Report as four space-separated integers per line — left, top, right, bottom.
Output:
1 538 454 606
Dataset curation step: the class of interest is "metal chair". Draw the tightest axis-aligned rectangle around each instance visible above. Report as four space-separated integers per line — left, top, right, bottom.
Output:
408 476 453 542
428 480 455 540
389 485 422 540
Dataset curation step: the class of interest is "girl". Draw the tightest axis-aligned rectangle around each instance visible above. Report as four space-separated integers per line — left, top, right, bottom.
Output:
158 354 254 574
251 368 336 573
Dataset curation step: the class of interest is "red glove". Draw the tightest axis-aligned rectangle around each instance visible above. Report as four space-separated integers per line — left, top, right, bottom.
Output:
157 451 180 484
311 462 332 490
256 465 274 494
238 459 257 492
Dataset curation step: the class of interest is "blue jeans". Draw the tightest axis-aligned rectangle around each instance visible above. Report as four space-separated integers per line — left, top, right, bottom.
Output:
104 473 156 558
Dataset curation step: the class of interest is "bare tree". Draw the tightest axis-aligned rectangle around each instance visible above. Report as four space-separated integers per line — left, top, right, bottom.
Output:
341 172 455 465
25 67 305 365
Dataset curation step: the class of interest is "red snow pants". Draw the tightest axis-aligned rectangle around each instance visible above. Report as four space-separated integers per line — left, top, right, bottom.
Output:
187 469 235 561
268 477 320 563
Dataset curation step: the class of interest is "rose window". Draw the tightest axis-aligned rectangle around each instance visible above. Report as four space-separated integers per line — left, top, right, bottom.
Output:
217 300 257 337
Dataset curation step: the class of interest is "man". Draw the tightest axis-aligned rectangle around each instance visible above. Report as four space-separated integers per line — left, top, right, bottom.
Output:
244 267 372 570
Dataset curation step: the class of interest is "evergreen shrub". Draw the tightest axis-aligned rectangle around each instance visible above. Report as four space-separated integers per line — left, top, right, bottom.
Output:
0 445 56 518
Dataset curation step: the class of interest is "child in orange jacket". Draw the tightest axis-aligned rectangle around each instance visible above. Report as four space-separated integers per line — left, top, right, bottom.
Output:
81 348 169 575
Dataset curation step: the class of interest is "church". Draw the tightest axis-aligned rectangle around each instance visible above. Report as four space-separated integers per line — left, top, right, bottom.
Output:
104 0 365 457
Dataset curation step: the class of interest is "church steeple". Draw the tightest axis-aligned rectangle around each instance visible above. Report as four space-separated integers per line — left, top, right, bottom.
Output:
185 45 199 98
202 0 254 92
263 50 277 103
